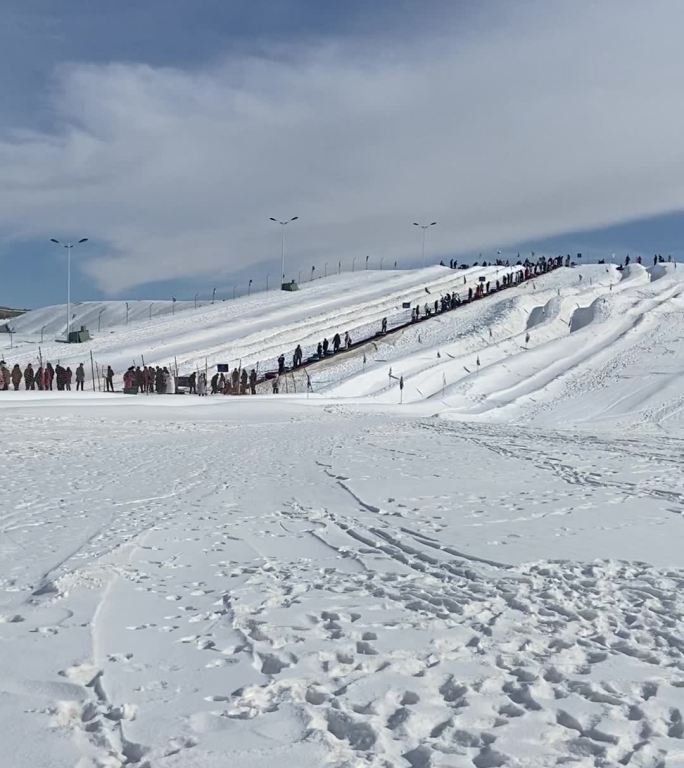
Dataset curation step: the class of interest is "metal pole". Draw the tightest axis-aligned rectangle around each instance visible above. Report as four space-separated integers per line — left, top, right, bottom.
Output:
421 228 426 268
281 225 285 284
67 243 72 339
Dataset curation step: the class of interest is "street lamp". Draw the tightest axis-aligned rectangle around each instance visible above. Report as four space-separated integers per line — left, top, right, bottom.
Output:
324 262 328 277
125 301 130 325
212 287 216 304
50 237 88 340
194 293 198 309
380 256 385 270
412 221 437 268
148 303 154 320
311 266 315 281
40 325 47 343
269 216 299 285
365 255 369 270
338 260 341 274
98 308 105 331
352 255 357 272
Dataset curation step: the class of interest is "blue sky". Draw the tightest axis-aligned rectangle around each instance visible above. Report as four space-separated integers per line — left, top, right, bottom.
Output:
1 0 683 308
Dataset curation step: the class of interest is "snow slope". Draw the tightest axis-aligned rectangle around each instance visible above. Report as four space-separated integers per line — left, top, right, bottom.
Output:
1 262 683 768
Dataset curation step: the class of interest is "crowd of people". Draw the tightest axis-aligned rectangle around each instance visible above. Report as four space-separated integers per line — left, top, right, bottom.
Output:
0 360 86 391
0 254 578 397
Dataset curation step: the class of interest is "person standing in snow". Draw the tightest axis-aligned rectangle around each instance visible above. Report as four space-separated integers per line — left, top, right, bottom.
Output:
165 368 176 394
249 368 257 394
197 371 207 396
11 364 22 390
65 367 72 391
240 368 248 394
24 363 35 390
105 365 115 392
75 363 85 391
45 362 54 390
278 354 285 374
231 367 240 393
333 333 341 353
345 331 352 349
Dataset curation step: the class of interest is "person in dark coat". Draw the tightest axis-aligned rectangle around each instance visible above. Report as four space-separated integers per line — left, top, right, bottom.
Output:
10 364 22 390
231 367 240 392
188 371 196 394
278 354 285 374
240 368 248 394
210 372 219 394
75 363 85 391
322 338 329 355
24 363 35 390
106 365 115 392
333 333 341 353
249 369 257 395
65 367 72 391
46 363 54 390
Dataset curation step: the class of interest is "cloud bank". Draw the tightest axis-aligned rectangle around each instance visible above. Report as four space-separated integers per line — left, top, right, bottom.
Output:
1 0 683 293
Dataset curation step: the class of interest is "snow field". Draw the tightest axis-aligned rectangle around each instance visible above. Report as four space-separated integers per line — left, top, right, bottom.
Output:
0 261 683 767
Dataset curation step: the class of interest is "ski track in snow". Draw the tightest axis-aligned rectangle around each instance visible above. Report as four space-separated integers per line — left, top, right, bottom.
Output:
0 263 683 767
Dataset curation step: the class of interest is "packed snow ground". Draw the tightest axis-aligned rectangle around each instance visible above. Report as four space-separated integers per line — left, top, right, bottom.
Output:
1 262 683 768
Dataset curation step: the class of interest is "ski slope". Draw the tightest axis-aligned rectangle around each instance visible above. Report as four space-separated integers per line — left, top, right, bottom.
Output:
1 261 683 768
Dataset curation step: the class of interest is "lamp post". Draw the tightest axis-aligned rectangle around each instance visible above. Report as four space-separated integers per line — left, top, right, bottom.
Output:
365 255 369 270
148 303 154 320
269 216 299 285
50 237 88 340
380 256 385 271
266 274 270 291
97 308 105 331
324 262 328 277
194 293 198 309
338 260 341 274
40 325 47 344
248 279 253 296
212 287 216 304
352 255 357 272
412 221 437 268
125 301 130 325
311 266 315 281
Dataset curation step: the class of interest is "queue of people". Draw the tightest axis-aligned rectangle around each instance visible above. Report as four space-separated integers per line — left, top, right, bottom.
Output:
0 360 86 391
1 254 568 398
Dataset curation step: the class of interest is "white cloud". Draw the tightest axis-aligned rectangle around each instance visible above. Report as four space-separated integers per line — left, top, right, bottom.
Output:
0 0 683 293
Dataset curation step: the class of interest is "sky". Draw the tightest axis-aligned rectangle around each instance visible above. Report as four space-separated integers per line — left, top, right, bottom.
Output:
1 0 683 308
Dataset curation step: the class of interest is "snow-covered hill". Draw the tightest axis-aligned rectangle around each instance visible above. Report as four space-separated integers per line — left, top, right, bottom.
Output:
1 261 683 768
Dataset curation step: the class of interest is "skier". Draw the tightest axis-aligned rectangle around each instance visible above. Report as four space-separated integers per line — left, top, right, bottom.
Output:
76 363 85 391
